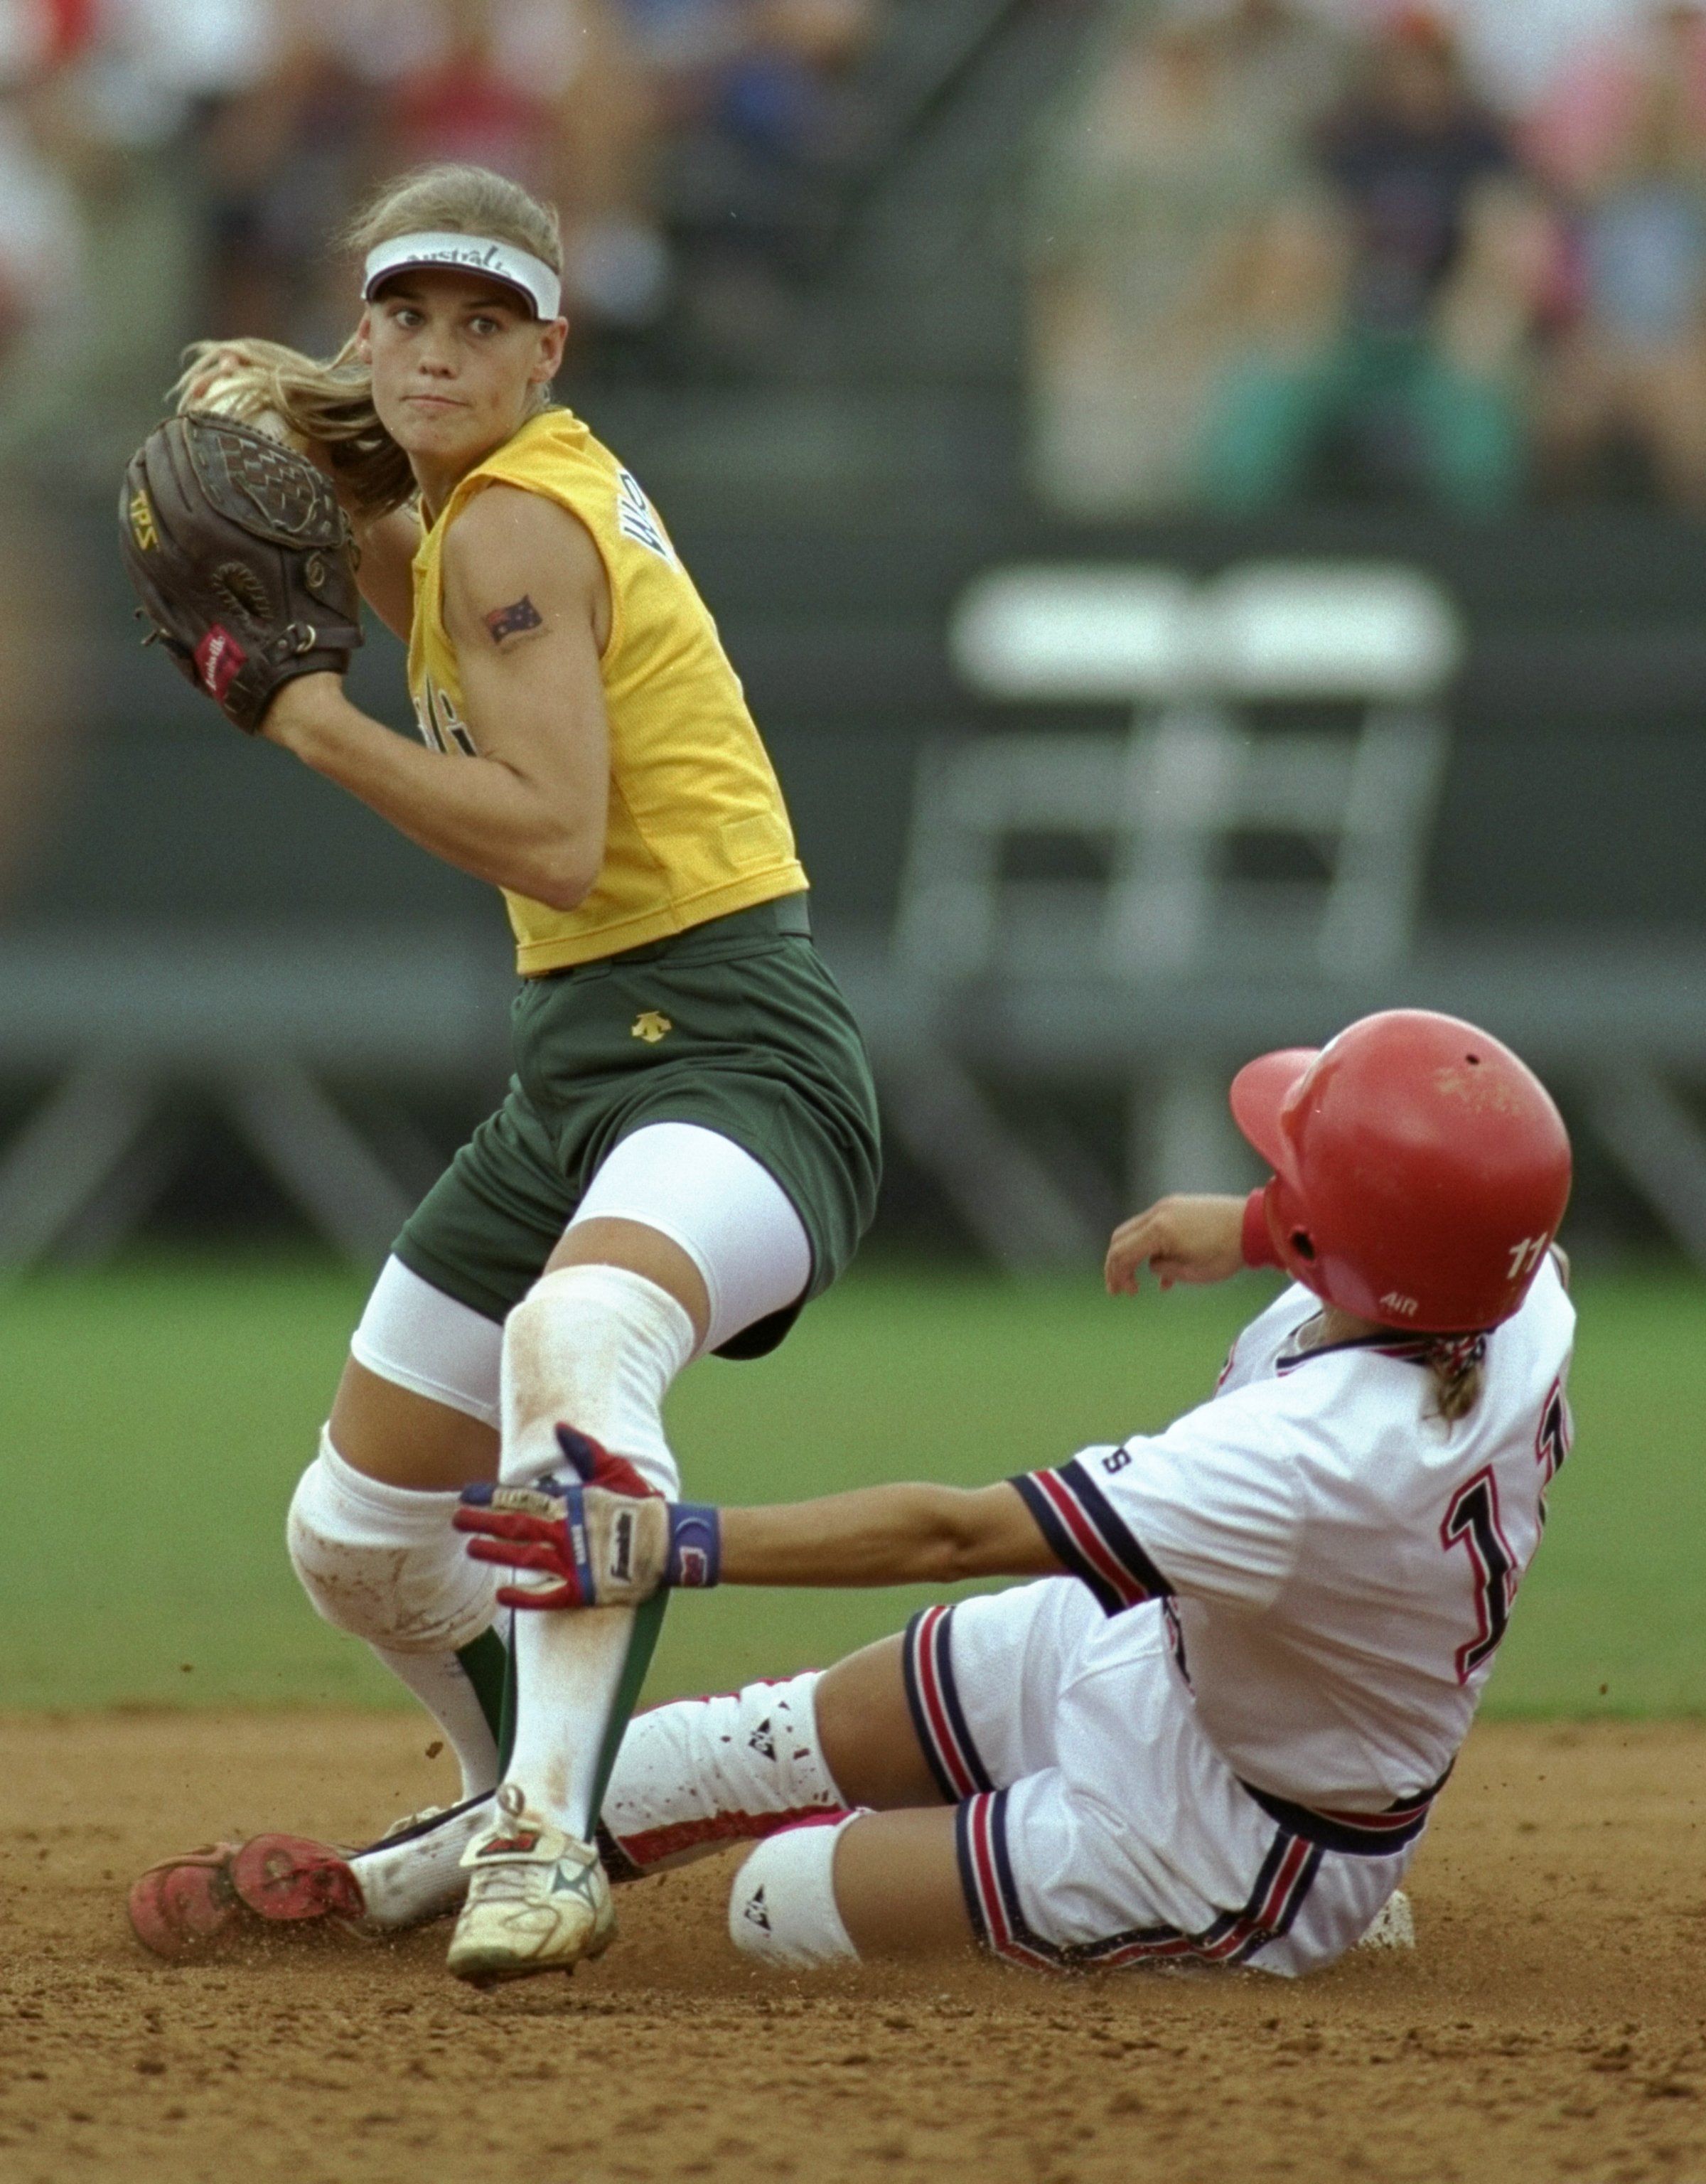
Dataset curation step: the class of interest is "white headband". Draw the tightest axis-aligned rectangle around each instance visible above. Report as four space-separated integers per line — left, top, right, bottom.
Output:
363 231 562 320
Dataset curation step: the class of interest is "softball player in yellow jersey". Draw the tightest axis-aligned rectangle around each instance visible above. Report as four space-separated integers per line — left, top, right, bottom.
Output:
147 164 879 1985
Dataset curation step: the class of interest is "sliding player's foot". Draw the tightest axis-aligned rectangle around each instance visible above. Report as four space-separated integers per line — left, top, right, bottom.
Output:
126 1797 494 1959
127 1834 362 1959
129 1843 243 1959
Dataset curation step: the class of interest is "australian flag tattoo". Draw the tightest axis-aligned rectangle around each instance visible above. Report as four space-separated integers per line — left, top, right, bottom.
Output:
484 594 544 644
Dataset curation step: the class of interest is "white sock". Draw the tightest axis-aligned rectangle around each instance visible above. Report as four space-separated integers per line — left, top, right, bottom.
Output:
288 1431 502 1799
348 1795 494 1929
603 1671 845 1873
496 1264 695 1840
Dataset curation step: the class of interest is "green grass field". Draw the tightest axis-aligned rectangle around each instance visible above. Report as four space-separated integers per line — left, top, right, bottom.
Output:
1 1260 1700 1715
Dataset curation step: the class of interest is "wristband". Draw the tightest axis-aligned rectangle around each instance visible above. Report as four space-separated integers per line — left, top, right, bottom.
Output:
665 1504 722 1588
1241 1185 1282 1270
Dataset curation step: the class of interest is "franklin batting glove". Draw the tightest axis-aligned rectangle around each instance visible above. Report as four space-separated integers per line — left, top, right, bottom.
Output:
454 1425 721 1610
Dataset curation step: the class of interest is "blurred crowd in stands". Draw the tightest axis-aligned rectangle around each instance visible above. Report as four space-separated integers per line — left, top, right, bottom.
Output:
0 0 879 481
5 0 1706 519
1031 0 1706 515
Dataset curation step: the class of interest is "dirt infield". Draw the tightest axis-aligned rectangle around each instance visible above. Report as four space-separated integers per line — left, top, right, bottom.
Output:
2 1714 1704 2184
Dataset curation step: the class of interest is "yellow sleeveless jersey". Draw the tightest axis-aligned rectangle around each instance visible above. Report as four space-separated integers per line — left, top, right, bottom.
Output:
407 407 807 973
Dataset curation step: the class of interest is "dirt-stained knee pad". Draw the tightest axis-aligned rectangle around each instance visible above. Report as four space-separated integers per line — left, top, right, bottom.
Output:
287 1428 495 1653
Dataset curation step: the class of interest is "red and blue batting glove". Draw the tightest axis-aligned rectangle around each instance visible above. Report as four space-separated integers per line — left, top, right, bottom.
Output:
454 1425 721 1611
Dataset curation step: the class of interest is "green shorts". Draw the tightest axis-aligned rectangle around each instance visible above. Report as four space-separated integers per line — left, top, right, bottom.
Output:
392 896 881 1358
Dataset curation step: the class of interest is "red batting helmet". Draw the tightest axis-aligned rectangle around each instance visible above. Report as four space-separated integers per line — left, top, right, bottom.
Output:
1230 1010 1572 1334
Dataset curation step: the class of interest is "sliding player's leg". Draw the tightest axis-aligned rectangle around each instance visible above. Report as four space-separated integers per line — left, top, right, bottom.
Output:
728 1806 972 1967
250 1630 942 1950
732 1585 1420 1979
127 1635 935 1961
724 1582 1103 1973
610 1633 972 1968
129 1592 993 1962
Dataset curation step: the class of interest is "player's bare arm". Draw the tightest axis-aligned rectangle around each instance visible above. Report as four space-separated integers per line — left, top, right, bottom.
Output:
456 1433 1066 1607
720 1479 1060 1589
262 485 611 908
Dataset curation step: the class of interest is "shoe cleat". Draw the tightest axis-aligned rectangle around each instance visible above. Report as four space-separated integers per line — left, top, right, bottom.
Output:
127 1834 367 1960
128 1843 243 1960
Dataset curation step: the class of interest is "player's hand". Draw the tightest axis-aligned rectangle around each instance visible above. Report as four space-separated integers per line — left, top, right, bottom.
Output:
454 1427 722 1610
1105 1194 1248 1295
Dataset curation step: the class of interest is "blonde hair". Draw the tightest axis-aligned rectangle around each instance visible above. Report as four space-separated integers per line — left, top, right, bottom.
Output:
343 164 563 275
175 166 564 522
1425 1335 1487 1427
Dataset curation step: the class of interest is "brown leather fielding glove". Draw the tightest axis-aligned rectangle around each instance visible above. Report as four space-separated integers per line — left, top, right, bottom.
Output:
119 412 363 734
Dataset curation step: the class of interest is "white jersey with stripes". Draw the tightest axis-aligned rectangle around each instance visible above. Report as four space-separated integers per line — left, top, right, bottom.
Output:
1014 1258 1575 1811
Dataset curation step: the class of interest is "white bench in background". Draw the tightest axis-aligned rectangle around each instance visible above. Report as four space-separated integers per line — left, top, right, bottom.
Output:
886 562 1464 1258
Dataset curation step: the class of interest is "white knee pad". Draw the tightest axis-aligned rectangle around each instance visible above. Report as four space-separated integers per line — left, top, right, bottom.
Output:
287 1430 495 1653
569 1123 812 1357
728 1816 859 1968
500 1263 694 1494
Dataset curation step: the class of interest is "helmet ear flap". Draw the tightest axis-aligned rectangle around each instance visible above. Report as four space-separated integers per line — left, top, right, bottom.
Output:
1265 1174 1325 1299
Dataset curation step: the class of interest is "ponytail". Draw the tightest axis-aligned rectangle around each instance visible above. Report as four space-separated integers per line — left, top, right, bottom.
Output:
1425 1333 1488 1426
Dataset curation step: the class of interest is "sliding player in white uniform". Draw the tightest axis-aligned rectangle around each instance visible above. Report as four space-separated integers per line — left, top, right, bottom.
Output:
136 1009 1574 1976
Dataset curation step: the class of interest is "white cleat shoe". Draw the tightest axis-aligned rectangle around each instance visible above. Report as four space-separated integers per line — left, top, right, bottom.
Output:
446 1782 615 1986
1356 1888 1415 1952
